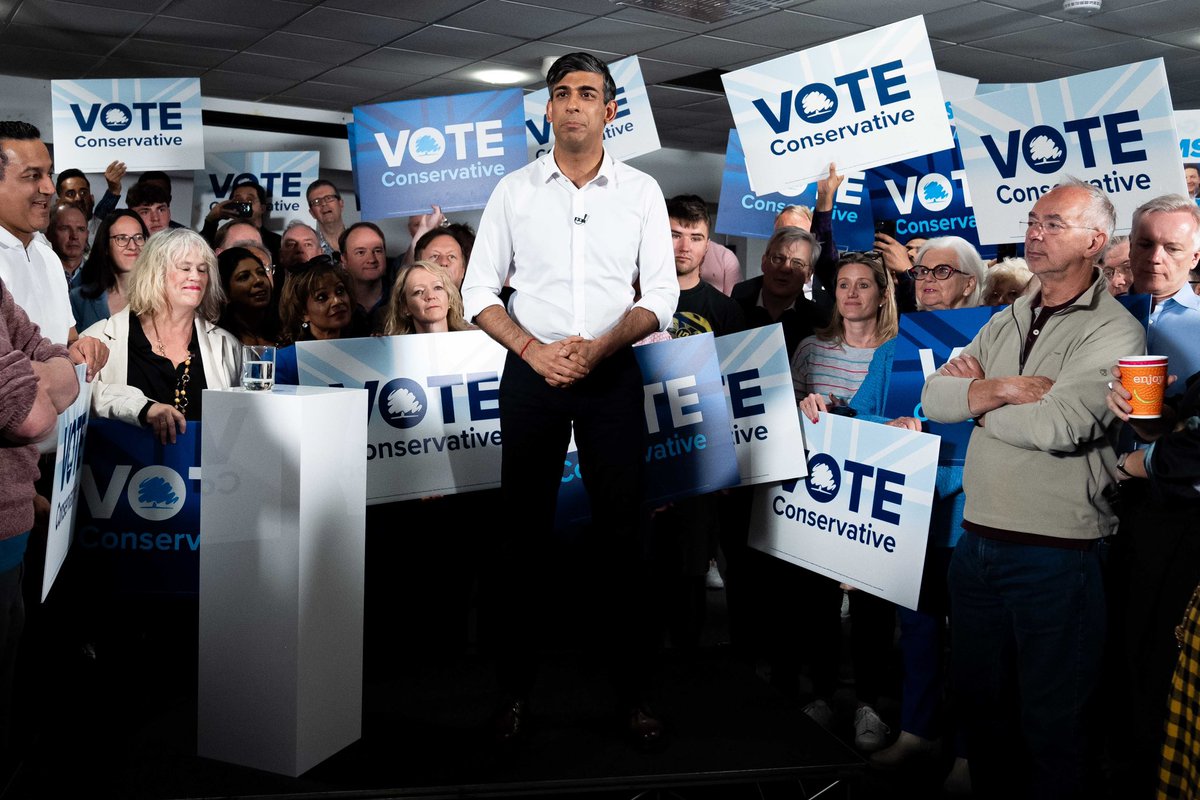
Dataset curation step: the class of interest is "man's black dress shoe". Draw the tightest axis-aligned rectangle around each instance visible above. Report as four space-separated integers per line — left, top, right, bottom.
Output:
626 707 666 752
491 698 528 745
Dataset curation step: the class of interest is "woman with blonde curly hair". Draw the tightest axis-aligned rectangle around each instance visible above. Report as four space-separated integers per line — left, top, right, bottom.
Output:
82 228 239 444
382 260 472 336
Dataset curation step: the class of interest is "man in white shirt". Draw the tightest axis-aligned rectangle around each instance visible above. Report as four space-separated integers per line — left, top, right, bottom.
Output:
462 52 678 751
0 121 106 378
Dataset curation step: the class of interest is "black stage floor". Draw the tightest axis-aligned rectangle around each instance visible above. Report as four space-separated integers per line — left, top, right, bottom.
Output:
4 645 864 800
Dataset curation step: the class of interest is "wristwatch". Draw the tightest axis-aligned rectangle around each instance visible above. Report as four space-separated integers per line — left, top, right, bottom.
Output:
1116 451 1134 480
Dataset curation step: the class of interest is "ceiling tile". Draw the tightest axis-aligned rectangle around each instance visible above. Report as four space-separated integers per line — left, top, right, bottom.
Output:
218 52 331 80
647 85 720 108
1151 27 1200 51
0 45 103 79
471 41 624 72
606 6 714 33
273 81 379 106
636 57 707 83
393 25 524 59
1050 38 1181 70
247 31 376 63
138 16 267 49
524 0 616 13
111 39 237 69
709 10 866 49
322 0 476 22
933 44 1072 83
924 1 1059 43
43 0 162 9
639 35 779 69
370 76 490 102
970 20 1125 58
89 59 203 79
1089 0 1200 37
547 17 692 52
349 47 471 76
315 65 425 91
160 0 307 28
442 0 592 38
796 0 971 26
201 70 299 100
11 0 150 37
0 23 123 56
283 7 423 45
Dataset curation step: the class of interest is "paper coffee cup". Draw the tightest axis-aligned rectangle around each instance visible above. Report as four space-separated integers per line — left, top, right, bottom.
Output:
1118 355 1168 418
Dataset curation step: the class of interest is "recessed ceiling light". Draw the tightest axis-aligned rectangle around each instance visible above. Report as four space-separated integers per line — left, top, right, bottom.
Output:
474 68 534 85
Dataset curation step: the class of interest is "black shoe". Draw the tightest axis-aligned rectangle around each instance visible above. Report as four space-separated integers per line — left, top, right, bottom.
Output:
490 698 528 746
626 706 667 752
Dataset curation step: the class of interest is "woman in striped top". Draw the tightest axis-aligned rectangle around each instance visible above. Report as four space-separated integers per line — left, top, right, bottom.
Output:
791 251 898 407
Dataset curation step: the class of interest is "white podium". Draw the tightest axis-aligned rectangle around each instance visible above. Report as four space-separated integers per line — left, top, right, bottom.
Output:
198 385 367 776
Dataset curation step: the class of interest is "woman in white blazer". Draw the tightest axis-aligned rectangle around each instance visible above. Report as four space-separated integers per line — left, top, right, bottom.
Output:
82 228 239 444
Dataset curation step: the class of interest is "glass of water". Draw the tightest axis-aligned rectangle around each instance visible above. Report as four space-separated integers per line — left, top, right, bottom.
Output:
241 345 276 391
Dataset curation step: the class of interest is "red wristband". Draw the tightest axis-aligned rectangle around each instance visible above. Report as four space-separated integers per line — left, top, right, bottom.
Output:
519 337 534 359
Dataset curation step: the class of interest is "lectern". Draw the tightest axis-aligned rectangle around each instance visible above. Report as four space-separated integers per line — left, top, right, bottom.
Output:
198 385 367 776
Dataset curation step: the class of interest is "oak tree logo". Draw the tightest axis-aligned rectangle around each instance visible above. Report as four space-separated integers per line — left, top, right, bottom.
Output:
127 466 186 521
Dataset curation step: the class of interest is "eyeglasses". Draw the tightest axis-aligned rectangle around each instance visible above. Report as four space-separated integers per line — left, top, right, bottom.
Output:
1102 266 1132 280
767 253 810 271
110 233 146 248
1020 219 1098 236
909 264 966 281
308 195 341 207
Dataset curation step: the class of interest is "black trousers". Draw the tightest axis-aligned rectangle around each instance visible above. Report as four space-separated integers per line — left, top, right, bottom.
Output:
491 346 652 705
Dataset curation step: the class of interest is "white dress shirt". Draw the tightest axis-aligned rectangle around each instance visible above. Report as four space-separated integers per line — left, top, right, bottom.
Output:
0 227 75 345
462 150 678 343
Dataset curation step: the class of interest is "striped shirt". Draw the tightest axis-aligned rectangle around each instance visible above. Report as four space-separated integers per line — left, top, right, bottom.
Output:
791 335 878 406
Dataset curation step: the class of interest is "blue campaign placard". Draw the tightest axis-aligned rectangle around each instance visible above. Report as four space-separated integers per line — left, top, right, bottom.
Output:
51 77 205 172
954 59 1186 244
866 146 997 259
352 89 527 219
73 419 202 596
193 150 319 230
883 307 1002 466
715 128 875 249
556 334 739 528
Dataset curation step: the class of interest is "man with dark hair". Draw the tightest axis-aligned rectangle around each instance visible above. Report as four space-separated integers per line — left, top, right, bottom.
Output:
340 221 389 332
305 179 345 259
48 202 88 287
128 171 184 231
414 223 474 288
1185 163 1198 200
55 161 125 241
462 51 677 750
0 121 107 375
731 226 829 358
126 181 173 236
666 195 744 338
202 180 282 264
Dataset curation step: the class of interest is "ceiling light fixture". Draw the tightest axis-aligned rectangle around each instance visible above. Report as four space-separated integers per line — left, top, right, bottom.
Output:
475 68 535 85
1063 0 1102 14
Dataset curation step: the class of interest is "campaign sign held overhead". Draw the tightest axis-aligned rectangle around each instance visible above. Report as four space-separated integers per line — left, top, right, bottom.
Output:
352 89 527 219
953 59 1185 244
715 128 874 248
749 412 938 609
51 78 204 171
193 151 319 231
722 16 952 196
525 55 661 163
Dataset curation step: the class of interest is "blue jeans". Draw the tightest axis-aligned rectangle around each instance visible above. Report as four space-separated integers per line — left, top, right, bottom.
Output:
948 530 1106 800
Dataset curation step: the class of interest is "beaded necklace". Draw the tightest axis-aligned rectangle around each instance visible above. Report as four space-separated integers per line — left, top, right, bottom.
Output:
152 318 194 415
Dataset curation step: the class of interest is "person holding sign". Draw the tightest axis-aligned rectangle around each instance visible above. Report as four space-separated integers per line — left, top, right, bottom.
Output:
83 229 239 445
461 52 678 751
922 179 1144 800
801 236 985 786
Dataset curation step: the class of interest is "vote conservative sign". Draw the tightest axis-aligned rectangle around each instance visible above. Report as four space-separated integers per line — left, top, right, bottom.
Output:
297 331 508 504
722 15 953 196
524 55 661 163
954 59 1186 244
1178 109 1200 163
51 77 204 172
193 151 319 232
749 412 938 609
352 89 527 219
714 128 874 248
